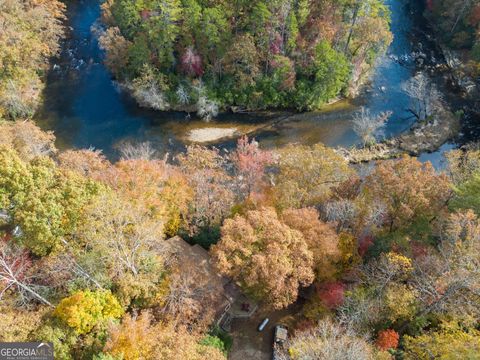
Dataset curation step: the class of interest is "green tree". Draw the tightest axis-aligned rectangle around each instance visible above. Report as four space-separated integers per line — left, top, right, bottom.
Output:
307 40 350 109
0 146 101 256
110 0 142 39
451 172 480 214
223 34 261 87
33 322 78 360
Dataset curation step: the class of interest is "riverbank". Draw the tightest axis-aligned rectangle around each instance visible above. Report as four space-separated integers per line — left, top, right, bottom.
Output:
36 0 471 161
421 2 479 100
441 46 479 97
337 101 460 163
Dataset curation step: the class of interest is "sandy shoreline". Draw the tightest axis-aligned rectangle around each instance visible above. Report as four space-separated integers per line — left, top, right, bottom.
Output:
187 127 238 143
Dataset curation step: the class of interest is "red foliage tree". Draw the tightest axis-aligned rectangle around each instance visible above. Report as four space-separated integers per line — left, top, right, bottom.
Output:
270 33 283 55
233 136 273 196
0 235 32 284
181 47 203 77
376 329 399 351
0 237 52 306
317 281 345 310
411 241 429 259
358 235 374 257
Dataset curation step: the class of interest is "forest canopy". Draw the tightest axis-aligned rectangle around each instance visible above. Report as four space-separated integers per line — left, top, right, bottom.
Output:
100 0 392 116
426 0 480 76
3 1 480 359
1 121 480 359
0 0 65 119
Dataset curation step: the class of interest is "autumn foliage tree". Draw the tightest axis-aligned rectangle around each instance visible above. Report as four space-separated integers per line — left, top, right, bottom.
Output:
177 145 235 239
0 237 52 307
426 0 480 50
280 320 377 360
161 256 223 330
100 0 391 113
362 156 451 233
103 312 155 360
0 146 102 256
316 282 346 310
0 0 65 118
403 320 480 359
0 305 47 341
54 290 124 334
274 144 352 209
77 193 167 307
0 121 56 161
94 159 192 237
375 329 399 351
103 312 226 360
281 207 341 279
411 210 480 319
211 207 314 309
58 149 110 177
233 136 273 197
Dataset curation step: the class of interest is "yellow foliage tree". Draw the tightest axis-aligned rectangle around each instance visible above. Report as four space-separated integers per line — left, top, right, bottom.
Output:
403 320 480 359
54 290 124 334
384 284 417 323
275 143 352 209
94 159 193 237
0 306 47 341
104 312 226 360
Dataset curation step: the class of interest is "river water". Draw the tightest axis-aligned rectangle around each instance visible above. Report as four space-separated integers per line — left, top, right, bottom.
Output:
36 0 453 162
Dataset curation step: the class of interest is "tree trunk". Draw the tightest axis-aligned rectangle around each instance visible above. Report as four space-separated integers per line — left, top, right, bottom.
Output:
344 1 361 54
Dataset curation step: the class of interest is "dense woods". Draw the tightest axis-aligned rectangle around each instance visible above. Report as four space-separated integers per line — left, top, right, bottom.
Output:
99 0 392 116
427 0 480 50
426 0 480 75
1 119 480 359
0 0 65 119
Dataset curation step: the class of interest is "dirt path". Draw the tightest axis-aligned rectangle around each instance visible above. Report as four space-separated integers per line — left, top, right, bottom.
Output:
228 304 302 360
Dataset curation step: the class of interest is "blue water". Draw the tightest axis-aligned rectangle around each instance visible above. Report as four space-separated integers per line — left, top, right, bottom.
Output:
36 0 447 159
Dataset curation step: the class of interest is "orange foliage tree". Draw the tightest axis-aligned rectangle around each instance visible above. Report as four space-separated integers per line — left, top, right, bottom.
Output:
0 121 56 160
104 312 226 360
211 207 315 309
94 159 193 237
362 156 451 232
376 329 399 351
281 207 341 279
58 149 110 177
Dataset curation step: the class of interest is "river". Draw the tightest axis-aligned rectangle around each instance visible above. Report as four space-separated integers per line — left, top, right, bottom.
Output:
36 0 456 165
